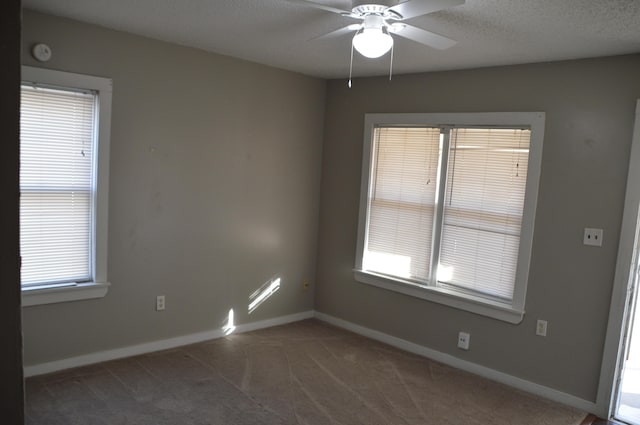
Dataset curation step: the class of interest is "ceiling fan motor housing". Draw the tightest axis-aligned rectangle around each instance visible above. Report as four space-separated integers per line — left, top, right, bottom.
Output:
361 14 385 30
351 1 402 20
352 0 397 9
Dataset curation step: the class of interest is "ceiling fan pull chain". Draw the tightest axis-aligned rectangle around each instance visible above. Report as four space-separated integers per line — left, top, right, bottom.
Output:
348 39 355 88
389 43 394 81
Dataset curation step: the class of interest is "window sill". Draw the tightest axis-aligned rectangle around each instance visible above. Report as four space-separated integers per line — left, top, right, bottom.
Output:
353 270 524 324
22 281 110 307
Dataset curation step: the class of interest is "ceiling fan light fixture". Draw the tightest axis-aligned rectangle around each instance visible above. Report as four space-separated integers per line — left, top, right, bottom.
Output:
353 27 394 58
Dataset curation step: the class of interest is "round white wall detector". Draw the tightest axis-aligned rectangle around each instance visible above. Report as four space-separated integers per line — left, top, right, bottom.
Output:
32 43 52 62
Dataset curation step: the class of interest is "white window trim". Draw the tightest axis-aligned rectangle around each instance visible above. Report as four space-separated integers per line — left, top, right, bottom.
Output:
355 112 545 324
21 66 112 307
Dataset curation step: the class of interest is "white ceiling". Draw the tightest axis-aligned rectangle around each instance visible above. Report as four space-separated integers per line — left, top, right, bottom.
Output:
22 0 640 79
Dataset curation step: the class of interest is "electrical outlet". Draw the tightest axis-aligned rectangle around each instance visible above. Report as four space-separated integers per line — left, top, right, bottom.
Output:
536 319 548 336
457 332 470 350
583 228 603 247
156 295 165 311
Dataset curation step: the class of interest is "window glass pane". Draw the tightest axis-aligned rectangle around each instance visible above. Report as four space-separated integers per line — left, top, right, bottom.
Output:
20 192 92 285
439 128 530 300
364 127 441 281
20 85 96 286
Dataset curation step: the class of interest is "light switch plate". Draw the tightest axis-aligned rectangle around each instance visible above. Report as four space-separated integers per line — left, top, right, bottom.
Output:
536 319 548 336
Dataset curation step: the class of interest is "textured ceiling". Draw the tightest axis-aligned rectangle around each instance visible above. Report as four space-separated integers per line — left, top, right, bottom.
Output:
22 0 640 79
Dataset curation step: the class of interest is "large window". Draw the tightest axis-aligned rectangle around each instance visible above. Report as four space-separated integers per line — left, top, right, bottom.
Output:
20 66 112 306
355 113 544 323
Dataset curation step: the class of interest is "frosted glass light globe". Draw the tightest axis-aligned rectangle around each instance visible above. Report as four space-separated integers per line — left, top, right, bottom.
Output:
353 28 393 59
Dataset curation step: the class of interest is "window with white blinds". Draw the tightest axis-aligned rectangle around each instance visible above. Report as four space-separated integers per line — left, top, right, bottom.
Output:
20 66 112 306
20 85 96 287
356 113 544 323
364 127 441 281
439 128 530 301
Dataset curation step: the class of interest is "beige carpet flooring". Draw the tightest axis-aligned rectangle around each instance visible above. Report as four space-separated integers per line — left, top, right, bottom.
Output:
26 319 587 424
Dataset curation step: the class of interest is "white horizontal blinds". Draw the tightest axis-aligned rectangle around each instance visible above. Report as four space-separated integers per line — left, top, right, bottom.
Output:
438 128 530 300
20 85 96 286
364 127 440 281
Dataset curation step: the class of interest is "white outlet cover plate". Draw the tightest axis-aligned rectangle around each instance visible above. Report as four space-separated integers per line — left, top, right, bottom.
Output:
583 228 603 247
458 332 470 350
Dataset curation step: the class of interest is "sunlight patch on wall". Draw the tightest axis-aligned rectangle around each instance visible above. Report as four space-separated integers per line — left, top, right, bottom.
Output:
222 308 236 335
248 277 280 314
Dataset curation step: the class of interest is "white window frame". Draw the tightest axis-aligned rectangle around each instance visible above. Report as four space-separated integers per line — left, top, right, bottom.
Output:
20 66 112 307
354 112 545 324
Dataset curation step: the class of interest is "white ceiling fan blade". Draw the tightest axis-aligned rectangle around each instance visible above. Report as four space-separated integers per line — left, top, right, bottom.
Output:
388 0 465 20
311 24 361 40
392 24 457 50
282 0 353 16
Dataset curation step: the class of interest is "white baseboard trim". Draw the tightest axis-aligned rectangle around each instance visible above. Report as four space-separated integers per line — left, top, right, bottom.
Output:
314 311 598 414
24 310 314 378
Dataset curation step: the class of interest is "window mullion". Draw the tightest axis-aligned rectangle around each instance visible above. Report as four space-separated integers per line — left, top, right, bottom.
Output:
428 127 451 286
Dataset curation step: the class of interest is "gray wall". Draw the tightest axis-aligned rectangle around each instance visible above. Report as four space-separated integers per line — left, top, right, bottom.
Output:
1 0 24 422
316 55 640 402
21 10 326 366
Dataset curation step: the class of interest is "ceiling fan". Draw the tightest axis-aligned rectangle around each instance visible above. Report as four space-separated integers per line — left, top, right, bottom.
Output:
287 0 465 59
